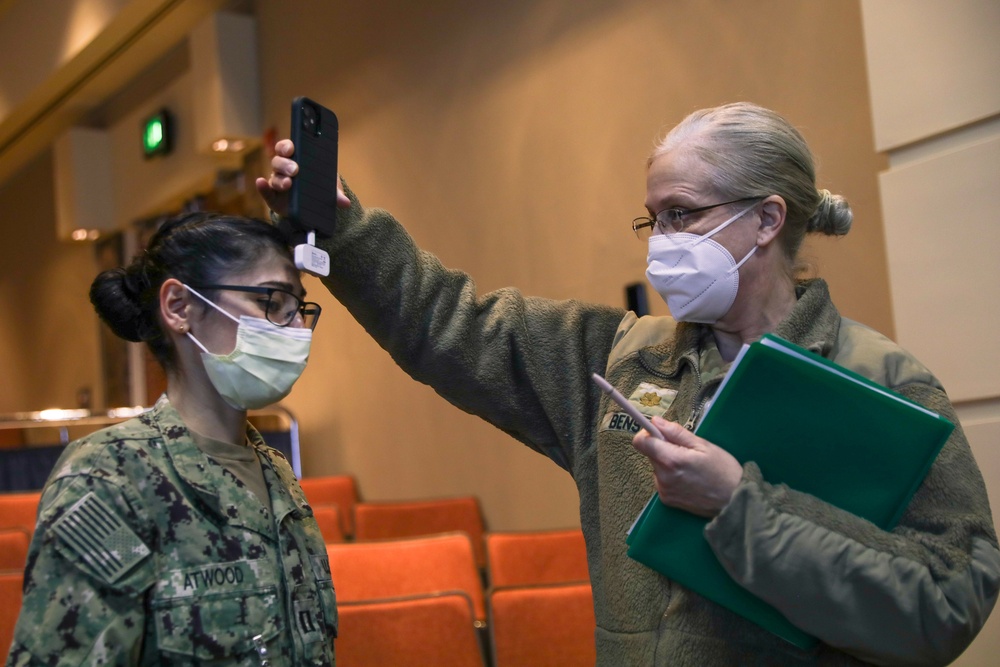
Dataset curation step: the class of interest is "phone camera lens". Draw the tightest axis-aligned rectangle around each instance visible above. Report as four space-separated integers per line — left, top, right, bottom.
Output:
301 104 319 133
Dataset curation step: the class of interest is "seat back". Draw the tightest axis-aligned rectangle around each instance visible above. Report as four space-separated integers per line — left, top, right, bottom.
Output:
0 571 24 658
0 491 42 536
353 495 487 568
311 504 345 543
485 528 588 588
336 592 486 667
488 581 596 667
297 475 360 538
0 529 30 571
326 532 486 622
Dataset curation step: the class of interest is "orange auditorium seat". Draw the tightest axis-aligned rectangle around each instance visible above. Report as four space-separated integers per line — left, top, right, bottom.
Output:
0 491 42 537
353 495 487 569
336 592 486 667
297 475 360 538
326 532 486 625
311 504 345 543
0 572 24 658
488 581 596 667
485 528 589 588
0 529 30 572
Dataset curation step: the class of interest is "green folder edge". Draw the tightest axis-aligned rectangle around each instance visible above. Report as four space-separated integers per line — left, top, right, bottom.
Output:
624 333 954 650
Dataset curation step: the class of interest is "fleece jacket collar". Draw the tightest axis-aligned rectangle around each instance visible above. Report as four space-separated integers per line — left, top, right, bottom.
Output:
637 279 842 378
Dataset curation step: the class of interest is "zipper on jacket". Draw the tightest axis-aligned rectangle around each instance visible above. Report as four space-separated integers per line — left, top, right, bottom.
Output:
683 398 708 431
638 341 725 432
683 376 725 431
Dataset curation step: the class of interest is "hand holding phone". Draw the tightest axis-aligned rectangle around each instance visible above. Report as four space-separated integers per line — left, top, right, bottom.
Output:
288 96 339 276
591 373 664 439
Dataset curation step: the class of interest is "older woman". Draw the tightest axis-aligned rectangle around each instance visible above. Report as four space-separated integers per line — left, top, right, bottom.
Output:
259 102 998 665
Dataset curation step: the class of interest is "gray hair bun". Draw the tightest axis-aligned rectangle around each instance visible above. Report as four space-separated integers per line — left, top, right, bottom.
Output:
807 189 853 236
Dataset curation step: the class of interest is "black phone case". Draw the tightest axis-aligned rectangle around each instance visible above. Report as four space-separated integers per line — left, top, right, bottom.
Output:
288 97 339 238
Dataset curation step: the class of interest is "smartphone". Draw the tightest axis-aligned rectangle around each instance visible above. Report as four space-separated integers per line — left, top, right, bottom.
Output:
591 373 664 439
289 96 339 238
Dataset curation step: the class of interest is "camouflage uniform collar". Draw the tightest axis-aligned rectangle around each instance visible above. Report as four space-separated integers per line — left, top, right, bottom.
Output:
249 429 313 524
146 398 275 537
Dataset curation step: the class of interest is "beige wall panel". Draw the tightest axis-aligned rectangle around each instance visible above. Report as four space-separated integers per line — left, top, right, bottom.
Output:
878 136 1000 402
861 0 1000 152
958 411 1000 540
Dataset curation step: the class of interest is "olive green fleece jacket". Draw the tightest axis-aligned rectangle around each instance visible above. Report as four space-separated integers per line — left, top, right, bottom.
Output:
313 185 999 666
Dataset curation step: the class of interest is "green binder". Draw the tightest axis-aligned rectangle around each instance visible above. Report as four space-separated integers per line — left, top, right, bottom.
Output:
625 333 954 649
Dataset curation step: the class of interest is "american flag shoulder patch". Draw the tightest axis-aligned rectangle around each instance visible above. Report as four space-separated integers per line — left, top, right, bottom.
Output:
52 492 151 584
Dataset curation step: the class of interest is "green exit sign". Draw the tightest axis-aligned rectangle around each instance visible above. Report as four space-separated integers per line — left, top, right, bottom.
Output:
142 109 172 158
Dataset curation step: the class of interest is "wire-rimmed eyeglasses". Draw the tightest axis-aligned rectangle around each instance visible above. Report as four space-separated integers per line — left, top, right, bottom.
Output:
631 197 760 240
191 284 322 329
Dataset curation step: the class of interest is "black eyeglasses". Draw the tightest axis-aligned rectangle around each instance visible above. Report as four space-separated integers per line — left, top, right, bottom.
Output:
192 284 321 329
632 197 760 239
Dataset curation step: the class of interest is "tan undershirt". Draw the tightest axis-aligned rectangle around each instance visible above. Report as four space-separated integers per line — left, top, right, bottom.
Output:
191 429 273 513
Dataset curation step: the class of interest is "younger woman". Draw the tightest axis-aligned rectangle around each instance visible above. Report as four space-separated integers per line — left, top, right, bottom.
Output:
6 212 337 666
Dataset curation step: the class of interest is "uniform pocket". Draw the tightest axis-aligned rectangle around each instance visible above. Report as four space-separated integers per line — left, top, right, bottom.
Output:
152 559 283 661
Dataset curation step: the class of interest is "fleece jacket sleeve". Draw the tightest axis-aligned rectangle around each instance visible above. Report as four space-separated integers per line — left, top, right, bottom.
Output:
315 184 626 473
705 381 1000 666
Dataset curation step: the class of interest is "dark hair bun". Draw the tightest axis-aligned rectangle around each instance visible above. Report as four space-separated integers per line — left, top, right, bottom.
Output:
89 265 156 342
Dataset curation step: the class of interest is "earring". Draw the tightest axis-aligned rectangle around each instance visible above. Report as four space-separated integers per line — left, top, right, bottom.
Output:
179 324 187 333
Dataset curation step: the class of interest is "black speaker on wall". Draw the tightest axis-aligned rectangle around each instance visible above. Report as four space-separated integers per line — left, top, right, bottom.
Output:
625 282 649 317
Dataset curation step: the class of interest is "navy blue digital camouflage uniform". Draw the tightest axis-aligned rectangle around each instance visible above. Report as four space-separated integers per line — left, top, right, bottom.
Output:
5 396 337 666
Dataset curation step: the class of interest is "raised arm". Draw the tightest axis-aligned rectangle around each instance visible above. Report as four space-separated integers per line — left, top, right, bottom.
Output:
257 140 626 472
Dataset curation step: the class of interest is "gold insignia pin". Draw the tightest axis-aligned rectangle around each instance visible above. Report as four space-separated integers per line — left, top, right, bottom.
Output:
639 392 661 407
